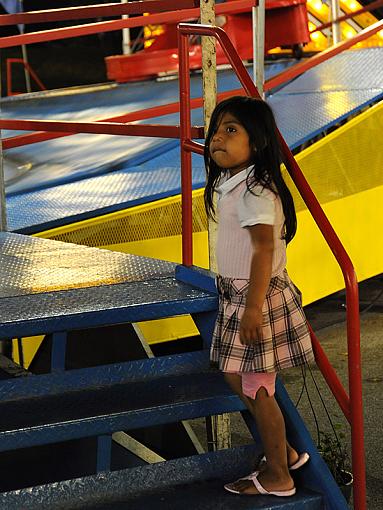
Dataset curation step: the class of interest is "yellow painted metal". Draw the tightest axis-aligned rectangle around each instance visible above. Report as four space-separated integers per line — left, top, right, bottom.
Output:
34 190 208 247
12 336 43 369
286 101 383 303
286 100 383 214
288 185 383 304
33 101 383 349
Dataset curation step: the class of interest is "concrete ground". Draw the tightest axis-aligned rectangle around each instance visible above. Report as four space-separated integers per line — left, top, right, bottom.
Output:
190 274 383 509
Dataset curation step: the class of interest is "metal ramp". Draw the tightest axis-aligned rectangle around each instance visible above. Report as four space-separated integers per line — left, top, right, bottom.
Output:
0 232 348 509
5 47 383 235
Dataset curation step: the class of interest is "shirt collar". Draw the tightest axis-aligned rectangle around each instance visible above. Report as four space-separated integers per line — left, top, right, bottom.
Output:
216 166 253 198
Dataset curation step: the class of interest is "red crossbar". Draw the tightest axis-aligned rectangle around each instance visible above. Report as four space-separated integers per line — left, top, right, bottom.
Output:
2 89 248 149
0 0 255 49
0 1 200 26
178 23 365 510
0 118 204 139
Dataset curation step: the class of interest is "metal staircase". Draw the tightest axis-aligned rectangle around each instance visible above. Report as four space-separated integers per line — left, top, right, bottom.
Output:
0 233 350 509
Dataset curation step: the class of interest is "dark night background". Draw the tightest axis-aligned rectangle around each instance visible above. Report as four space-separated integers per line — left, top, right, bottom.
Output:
0 1 142 95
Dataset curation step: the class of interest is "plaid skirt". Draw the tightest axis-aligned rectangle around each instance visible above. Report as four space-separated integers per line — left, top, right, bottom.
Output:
211 270 315 373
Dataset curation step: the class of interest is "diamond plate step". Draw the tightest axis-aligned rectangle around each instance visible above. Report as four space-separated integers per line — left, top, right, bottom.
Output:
0 360 243 452
0 445 324 510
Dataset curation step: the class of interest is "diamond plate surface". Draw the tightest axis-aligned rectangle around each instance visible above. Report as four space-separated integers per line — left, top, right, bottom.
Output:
7 159 206 233
0 372 234 432
0 232 176 297
0 351 211 401
272 88 383 149
277 47 383 94
0 233 217 339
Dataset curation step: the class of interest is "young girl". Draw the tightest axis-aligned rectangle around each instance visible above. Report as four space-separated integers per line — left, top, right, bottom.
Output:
204 96 315 497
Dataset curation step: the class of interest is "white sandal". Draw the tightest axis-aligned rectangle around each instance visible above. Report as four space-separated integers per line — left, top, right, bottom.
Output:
224 471 296 497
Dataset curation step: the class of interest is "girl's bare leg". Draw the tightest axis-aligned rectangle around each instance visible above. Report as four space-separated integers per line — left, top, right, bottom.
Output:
224 373 299 467
224 373 295 494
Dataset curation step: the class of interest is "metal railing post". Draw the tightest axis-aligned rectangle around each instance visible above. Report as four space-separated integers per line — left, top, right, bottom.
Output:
330 0 341 44
178 30 193 266
252 0 265 98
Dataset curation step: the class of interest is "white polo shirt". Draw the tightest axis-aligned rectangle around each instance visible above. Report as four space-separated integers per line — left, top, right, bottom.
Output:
216 167 287 278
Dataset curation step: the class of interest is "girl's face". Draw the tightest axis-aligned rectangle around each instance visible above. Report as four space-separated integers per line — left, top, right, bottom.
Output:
209 112 253 176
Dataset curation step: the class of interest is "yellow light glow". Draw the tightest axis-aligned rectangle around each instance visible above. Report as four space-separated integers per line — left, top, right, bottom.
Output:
348 1 358 9
311 31 321 41
313 0 324 12
343 27 356 39
378 30 383 39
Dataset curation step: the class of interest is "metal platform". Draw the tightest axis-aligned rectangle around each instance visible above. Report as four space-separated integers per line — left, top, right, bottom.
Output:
0 232 217 339
5 47 383 234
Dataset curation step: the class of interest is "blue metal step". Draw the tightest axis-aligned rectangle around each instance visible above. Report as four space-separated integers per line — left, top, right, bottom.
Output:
0 445 324 510
0 354 243 452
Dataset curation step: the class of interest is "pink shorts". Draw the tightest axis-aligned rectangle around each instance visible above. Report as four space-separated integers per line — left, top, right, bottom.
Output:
226 371 277 398
241 372 276 398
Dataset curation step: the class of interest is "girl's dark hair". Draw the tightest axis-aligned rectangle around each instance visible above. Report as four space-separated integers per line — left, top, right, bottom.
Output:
204 96 297 244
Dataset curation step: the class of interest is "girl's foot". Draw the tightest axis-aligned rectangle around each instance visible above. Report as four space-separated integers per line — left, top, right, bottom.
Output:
225 468 295 496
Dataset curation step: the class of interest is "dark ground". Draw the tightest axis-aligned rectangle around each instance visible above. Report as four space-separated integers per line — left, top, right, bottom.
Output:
0 1 138 96
0 31 124 96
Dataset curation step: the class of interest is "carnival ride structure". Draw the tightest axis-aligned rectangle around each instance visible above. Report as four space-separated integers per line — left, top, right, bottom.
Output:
0 2 382 508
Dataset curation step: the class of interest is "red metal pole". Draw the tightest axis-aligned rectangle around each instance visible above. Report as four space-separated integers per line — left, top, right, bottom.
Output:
6 58 13 96
0 118 202 139
346 272 365 510
178 30 193 266
309 327 351 422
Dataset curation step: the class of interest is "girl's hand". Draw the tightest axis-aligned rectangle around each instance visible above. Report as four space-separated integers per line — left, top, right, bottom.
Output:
240 306 263 345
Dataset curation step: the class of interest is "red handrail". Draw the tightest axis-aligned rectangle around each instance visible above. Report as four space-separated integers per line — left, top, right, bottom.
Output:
178 23 365 510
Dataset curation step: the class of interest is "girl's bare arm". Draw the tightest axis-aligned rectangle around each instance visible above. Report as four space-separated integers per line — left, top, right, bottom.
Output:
240 224 274 345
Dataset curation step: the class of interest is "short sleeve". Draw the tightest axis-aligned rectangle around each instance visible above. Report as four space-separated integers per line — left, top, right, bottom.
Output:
237 186 276 227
